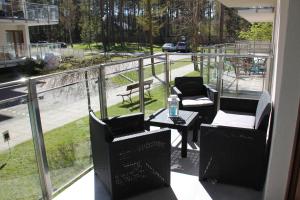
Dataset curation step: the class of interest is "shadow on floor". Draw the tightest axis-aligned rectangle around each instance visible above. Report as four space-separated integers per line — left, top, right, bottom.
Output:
171 147 199 177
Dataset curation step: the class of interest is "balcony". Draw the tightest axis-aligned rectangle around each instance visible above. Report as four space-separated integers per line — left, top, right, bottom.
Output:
0 46 273 200
0 1 58 25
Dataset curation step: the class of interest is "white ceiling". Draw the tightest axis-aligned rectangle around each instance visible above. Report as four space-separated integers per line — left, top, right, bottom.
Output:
237 8 275 23
217 0 276 8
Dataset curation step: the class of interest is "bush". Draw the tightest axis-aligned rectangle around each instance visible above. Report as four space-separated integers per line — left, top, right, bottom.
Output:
17 58 45 76
58 55 110 70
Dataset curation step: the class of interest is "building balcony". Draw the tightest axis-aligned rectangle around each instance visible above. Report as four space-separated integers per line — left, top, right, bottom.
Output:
0 47 273 200
0 1 58 25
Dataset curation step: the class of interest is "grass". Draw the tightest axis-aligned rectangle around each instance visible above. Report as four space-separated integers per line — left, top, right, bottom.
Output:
73 43 102 50
73 42 162 53
0 68 197 200
110 58 192 86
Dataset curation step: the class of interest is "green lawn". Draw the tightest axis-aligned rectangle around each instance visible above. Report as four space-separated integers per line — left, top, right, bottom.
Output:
0 69 198 200
110 58 192 86
73 42 162 53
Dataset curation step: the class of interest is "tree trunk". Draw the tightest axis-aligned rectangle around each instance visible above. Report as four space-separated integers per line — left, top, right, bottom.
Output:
119 0 125 47
192 0 200 71
146 0 155 76
219 3 225 43
208 0 212 45
109 0 115 46
68 27 73 48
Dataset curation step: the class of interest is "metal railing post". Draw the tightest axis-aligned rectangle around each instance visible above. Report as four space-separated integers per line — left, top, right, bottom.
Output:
3 46 7 68
138 58 145 113
164 53 170 107
207 47 211 83
98 65 108 119
84 71 91 111
200 49 204 77
27 79 52 200
214 46 217 64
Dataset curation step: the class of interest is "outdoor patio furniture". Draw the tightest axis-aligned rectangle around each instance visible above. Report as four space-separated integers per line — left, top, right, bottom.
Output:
199 91 272 190
172 76 218 123
89 111 171 200
145 108 200 157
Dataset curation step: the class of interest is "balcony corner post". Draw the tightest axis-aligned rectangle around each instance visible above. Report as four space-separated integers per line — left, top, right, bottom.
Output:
98 65 108 119
27 78 52 200
164 53 170 107
216 55 224 110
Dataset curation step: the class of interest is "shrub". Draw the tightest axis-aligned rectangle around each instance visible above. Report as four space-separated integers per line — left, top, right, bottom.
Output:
17 58 45 76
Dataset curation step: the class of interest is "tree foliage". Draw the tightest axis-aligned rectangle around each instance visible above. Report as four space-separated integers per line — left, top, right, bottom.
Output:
79 0 100 48
239 22 273 41
30 0 256 48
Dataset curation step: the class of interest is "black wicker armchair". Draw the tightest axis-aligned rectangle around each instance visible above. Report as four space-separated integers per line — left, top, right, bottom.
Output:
89 111 171 200
172 76 218 123
199 91 272 190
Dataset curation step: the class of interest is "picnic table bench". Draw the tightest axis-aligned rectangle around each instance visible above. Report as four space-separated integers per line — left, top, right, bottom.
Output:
117 79 153 103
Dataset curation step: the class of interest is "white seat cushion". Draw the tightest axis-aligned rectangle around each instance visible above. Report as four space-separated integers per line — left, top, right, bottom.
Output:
182 96 214 107
212 110 255 129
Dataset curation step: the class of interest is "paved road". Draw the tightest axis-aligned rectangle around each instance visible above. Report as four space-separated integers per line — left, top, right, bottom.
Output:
0 54 193 151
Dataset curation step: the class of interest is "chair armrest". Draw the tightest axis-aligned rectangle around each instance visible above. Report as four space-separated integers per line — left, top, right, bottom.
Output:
112 128 170 143
201 123 257 137
220 97 258 114
171 86 183 98
203 84 218 103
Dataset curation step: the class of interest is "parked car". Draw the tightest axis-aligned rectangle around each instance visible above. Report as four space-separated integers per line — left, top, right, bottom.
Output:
162 43 177 52
176 42 191 52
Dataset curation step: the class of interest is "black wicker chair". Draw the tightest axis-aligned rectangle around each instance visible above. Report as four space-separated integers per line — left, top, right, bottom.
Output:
89 111 171 200
172 76 218 123
199 91 272 190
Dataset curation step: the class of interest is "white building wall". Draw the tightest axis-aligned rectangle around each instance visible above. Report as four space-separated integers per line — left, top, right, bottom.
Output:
264 0 300 199
0 23 30 46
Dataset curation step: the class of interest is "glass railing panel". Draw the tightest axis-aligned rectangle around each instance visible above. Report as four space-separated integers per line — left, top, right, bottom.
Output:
36 71 92 192
143 55 167 116
86 68 101 115
105 60 141 117
221 55 270 99
206 54 218 89
0 83 42 200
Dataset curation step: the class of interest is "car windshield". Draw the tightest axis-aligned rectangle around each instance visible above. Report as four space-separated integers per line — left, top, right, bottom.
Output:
163 43 173 47
177 42 186 46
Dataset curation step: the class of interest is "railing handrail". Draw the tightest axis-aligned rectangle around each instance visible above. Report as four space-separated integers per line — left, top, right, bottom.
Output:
0 52 272 88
